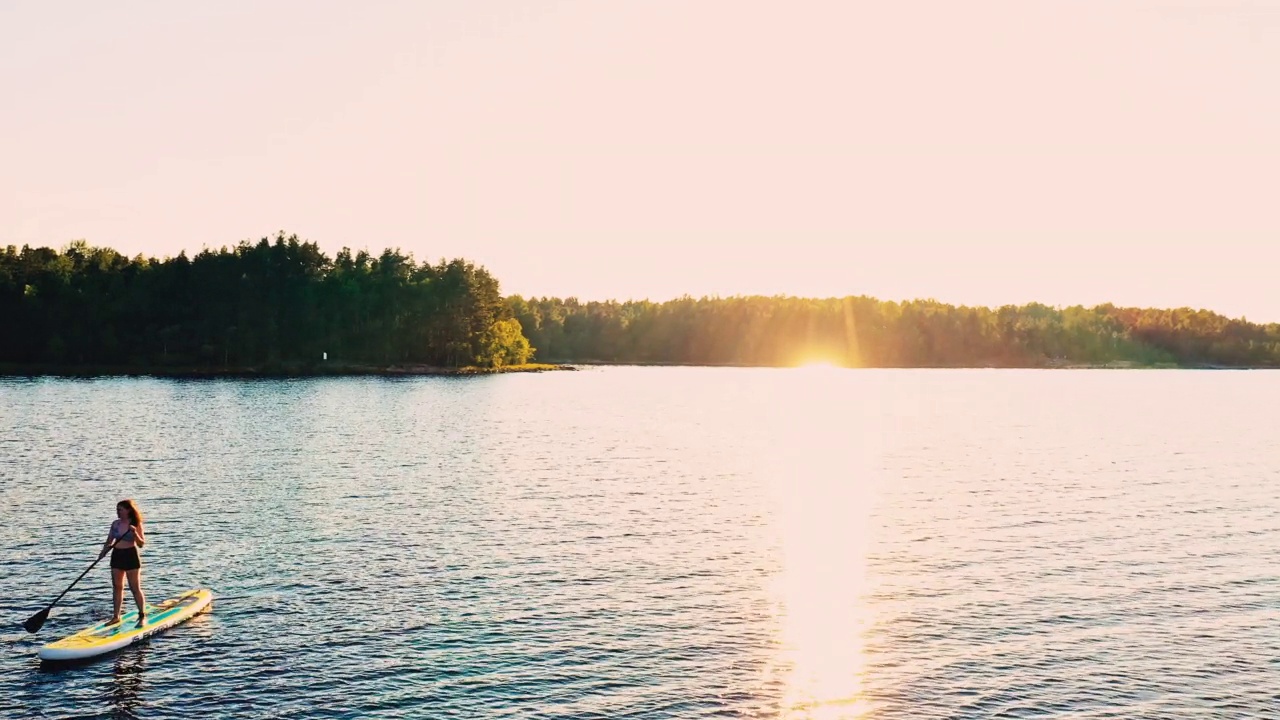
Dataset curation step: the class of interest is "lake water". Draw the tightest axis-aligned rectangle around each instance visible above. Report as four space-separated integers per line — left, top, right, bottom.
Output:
1 368 1278 719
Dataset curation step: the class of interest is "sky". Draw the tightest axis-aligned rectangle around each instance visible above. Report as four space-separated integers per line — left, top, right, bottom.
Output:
2 1 1279 319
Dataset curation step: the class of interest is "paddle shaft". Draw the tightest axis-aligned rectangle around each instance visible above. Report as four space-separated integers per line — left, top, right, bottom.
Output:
55 528 138 607
44 541 118 612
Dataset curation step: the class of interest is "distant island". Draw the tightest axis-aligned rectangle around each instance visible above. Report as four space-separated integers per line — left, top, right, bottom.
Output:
3 234 1279 376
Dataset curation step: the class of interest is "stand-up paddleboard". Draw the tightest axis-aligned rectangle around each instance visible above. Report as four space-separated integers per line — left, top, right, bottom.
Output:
38 588 213 661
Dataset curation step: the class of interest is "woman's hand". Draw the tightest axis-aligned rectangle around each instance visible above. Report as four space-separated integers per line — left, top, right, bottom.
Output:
130 524 146 548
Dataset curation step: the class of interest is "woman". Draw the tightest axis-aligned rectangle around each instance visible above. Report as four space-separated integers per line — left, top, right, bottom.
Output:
100 499 147 627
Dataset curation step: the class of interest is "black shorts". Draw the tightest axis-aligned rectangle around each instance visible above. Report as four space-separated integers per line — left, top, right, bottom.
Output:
110 547 141 571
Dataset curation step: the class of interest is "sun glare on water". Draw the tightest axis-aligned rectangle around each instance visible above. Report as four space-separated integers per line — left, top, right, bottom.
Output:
773 500 876 719
759 376 881 719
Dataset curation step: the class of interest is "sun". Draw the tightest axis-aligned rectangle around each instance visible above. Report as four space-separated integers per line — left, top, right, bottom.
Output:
796 359 839 370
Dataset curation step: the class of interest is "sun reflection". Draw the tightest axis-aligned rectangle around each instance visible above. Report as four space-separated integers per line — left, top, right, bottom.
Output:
764 383 880 719
772 501 876 719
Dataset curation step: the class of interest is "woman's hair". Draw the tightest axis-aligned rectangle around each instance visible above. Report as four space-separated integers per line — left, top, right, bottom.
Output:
117 499 144 526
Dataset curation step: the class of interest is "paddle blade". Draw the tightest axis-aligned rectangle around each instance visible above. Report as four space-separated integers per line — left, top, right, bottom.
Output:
23 607 49 634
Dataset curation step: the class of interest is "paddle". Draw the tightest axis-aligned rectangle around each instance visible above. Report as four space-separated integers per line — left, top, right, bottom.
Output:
23 540 118 634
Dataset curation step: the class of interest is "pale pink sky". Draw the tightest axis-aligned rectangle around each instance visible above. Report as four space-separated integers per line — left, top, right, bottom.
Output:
3 1 1278 319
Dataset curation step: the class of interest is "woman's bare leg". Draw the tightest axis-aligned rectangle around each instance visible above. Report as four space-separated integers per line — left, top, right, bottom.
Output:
110 569 124 623
125 569 147 626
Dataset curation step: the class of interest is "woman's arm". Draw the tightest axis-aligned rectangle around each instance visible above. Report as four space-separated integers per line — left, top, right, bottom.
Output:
100 525 116 558
131 523 145 548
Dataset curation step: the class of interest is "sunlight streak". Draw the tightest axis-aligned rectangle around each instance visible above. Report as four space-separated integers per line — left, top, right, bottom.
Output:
762 377 882 719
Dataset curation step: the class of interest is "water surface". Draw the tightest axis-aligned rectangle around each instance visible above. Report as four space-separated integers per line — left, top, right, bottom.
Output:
2 368 1278 718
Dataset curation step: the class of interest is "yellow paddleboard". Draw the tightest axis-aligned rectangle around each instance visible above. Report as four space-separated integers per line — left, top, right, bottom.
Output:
39 588 213 661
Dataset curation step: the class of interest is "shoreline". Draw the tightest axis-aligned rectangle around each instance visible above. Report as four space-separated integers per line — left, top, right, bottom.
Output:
0 362 577 379
552 359 1277 370
4 359 1279 378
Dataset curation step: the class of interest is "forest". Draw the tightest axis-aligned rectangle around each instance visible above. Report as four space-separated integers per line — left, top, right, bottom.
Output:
510 295 1280 368
3 237 1279 372
0 235 532 371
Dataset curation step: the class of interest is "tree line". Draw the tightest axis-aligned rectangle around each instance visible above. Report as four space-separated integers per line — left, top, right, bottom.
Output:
3 237 1278 370
508 295 1280 368
0 235 531 370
